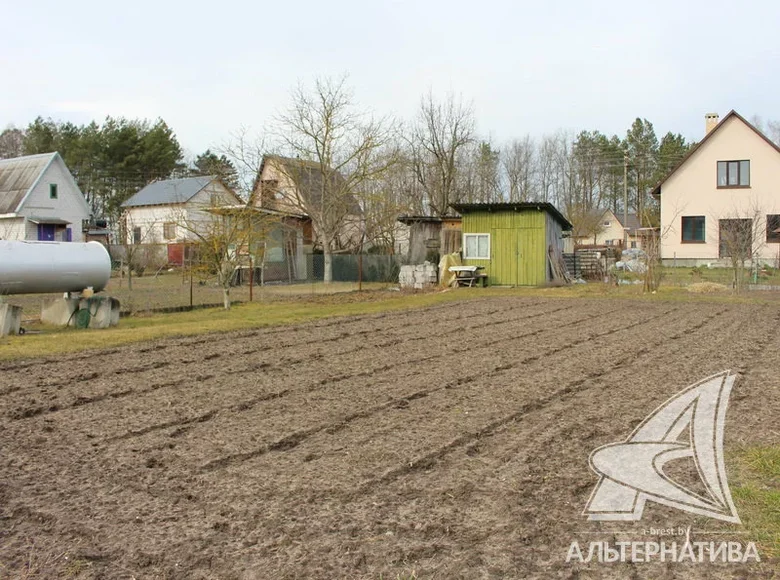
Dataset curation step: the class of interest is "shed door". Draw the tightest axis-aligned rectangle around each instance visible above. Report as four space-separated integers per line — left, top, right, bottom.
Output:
490 228 518 285
517 228 546 285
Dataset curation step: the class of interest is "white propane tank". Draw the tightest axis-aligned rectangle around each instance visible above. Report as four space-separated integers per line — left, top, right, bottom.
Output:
0 241 111 295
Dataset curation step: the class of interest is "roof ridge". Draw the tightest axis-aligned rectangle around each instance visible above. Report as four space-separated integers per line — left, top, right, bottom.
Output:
0 152 58 165
652 110 780 196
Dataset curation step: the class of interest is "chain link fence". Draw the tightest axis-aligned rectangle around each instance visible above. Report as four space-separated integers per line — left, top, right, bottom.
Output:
6 244 406 319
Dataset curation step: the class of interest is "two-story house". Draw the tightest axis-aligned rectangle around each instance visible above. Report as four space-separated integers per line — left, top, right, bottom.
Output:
654 111 780 266
253 155 363 252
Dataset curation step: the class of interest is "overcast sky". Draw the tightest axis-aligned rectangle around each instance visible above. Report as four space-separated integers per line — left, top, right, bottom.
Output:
2 0 778 158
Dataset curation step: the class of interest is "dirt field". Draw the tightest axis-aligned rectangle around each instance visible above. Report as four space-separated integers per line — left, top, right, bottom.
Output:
0 297 777 579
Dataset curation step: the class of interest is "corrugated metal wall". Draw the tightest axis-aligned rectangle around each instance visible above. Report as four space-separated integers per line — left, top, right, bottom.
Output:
462 210 549 286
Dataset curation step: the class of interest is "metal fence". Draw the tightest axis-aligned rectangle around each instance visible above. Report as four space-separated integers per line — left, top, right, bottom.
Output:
7 245 405 319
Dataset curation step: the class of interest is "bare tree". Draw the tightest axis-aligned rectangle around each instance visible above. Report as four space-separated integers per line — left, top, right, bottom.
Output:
749 115 780 146
409 91 475 216
359 143 418 253
713 202 768 293
118 211 161 292
502 136 536 201
220 127 267 200
273 75 394 282
174 201 278 309
0 126 24 159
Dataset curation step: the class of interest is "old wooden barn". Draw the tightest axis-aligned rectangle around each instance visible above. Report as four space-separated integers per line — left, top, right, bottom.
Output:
451 203 572 286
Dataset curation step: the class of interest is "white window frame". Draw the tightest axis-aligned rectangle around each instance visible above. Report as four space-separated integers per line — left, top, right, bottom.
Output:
463 233 490 259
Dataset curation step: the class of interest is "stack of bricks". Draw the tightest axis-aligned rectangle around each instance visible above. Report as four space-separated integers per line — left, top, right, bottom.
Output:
398 262 438 289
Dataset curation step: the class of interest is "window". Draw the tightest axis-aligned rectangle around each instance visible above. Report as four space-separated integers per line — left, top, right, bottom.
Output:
163 222 176 240
630 241 637 249
603 221 611 227
717 160 750 187
132 227 142 244
210 194 220 206
681 216 706 243
49 183 58 199
767 214 780 243
463 233 490 259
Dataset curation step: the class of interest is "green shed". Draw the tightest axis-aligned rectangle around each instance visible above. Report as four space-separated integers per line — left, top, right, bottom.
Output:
451 203 573 286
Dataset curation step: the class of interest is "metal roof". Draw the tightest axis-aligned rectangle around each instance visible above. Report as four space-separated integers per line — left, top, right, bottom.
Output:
397 215 462 224
0 153 58 213
27 216 71 225
450 202 573 230
122 176 216 208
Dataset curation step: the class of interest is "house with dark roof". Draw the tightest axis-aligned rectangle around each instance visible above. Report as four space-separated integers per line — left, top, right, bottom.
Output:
572 208 645 249
653 111 780 265
121 176 243 246
253 155 362 252
0 152 91 242
121 176 309 280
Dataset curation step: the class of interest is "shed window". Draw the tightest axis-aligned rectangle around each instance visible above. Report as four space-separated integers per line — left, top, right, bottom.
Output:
49 183 58 199
463 233 490 259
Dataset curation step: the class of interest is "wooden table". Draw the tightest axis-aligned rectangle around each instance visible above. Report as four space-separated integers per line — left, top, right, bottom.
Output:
449 266 488 287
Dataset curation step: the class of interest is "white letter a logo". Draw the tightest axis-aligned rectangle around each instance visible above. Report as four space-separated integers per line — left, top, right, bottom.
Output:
584 371 740 523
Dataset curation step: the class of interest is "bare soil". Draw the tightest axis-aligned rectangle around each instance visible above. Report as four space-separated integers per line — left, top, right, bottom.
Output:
0 297 777 579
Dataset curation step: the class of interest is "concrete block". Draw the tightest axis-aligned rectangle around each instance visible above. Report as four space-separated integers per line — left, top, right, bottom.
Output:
0 303 22 337
80 296 120 329
41 297 80 326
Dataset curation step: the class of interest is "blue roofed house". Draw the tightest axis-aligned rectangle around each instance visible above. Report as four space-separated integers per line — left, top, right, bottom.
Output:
0 152 91 242
122 175 310 280
120 176 244 265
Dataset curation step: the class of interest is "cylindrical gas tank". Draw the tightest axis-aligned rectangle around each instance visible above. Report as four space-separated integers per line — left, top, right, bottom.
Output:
0 241 112 295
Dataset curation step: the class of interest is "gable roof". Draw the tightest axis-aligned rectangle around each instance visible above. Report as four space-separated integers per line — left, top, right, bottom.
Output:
258 155 361 215
612 211 641 231
0 152 59 213
651 110 780 197
122 176 221 208
450 202 573 230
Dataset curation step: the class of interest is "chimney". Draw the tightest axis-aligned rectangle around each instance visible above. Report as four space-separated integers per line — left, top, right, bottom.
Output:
705 112 720 135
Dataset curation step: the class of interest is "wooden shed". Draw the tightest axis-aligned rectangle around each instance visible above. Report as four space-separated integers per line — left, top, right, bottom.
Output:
397 215 462 264
451 203 573 286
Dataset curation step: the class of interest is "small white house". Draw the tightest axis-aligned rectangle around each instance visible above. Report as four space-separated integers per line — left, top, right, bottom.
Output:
0 152 91 242
121 176 243 245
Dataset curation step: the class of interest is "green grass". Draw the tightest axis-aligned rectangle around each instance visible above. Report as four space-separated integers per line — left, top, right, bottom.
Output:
2 282 779 362
0 289 481 360
661 265 780 287
730 446 780 559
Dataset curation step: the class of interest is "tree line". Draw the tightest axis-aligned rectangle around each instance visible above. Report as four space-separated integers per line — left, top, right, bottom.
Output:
3 81 779 249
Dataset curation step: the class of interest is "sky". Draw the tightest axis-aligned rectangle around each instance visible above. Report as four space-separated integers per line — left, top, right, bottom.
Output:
2 0 779 159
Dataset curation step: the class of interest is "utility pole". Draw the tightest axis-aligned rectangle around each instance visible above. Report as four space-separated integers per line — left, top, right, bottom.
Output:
623 154 629 249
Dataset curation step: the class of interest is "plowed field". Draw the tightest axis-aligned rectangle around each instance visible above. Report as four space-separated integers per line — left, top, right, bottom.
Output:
0 297 777 579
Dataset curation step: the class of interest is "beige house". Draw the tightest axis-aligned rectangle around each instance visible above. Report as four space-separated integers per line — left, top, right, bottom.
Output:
572 208 644 249
654 111 780 266
253 155 363 251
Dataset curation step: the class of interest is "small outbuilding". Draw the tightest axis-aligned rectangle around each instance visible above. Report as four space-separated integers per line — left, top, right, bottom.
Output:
451 202 573 286
397 215 462 264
